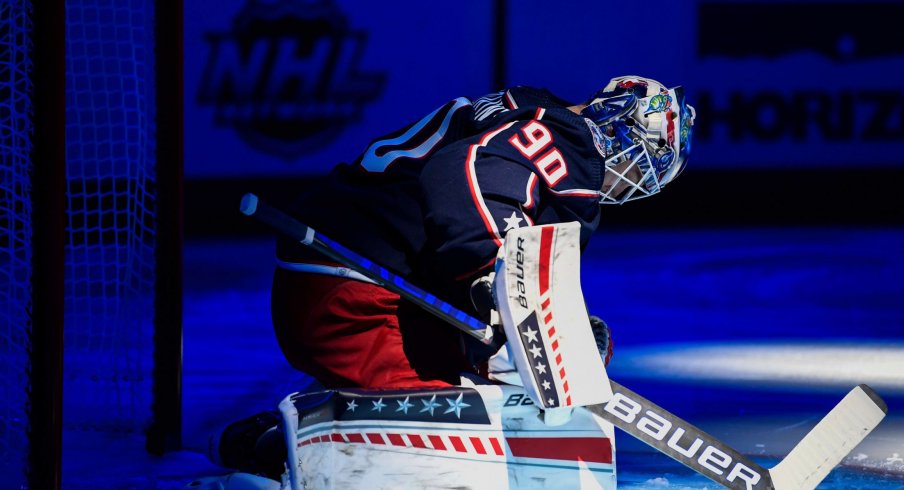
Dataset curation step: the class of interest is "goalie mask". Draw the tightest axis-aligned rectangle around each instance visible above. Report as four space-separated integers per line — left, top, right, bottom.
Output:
581 76 696 204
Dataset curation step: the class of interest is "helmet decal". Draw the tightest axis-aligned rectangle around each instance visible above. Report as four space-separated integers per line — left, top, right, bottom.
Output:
582 92 637 127
584 118 609 159
616 79 648 91
680 105 694 154
643 90 673 114
653 149 674 171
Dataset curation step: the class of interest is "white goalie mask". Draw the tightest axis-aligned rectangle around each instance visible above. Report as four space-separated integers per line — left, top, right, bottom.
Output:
581 76 696 205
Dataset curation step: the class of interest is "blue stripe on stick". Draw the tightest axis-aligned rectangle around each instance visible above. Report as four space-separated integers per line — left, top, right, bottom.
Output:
393 276 419 297
316 235 484 333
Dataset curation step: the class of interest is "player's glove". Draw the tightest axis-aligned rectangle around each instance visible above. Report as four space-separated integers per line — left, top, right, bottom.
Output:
589 315 613 366
463 274 507 366
469 274 497 325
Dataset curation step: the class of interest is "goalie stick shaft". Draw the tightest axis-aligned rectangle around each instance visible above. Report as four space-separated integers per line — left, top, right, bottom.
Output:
239 193 490 343
240 192 886 490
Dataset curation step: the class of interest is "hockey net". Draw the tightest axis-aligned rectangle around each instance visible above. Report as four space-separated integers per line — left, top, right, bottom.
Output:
64 0 158 440
0 1 180 487
0 4 35 489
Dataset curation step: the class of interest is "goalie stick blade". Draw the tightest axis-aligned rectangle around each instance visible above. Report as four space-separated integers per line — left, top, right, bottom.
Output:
588 381 774 490
768 384 888 490
589 382 888 490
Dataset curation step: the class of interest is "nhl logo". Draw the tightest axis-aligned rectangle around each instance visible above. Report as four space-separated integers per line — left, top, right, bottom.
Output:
197 0 386 159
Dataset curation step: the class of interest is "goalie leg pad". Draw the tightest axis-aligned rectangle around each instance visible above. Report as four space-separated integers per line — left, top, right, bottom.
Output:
279 385 616 490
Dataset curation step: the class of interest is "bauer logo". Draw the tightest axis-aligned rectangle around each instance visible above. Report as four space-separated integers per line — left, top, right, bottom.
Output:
197 0 386 159
604 392 766 489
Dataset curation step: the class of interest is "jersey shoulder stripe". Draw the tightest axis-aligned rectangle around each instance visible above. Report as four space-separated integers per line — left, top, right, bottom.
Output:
359 97 472 172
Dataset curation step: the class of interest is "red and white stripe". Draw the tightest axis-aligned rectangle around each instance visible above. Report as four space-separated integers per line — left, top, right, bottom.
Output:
506 436 613 465
523 173 538 210
298 430 613 466
537 226 572 406
298 430 506 459
547 187 602 199
467 107 549 247
465 122 518 247
504 90 518 109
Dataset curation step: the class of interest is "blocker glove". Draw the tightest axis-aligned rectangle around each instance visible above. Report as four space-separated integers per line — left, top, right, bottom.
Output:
589 315 613 366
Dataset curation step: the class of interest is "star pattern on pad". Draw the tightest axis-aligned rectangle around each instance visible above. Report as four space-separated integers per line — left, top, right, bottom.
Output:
516 312 559 408
420 394 441 416
443 393 471 419
371 398 386 413
521 326 539 344
331 390 490 425
396 396 413 414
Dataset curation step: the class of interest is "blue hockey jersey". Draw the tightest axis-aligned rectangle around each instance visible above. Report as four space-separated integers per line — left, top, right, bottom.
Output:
279 86 606 310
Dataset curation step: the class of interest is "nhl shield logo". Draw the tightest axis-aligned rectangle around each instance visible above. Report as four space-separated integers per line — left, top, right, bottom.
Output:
197 0 386 159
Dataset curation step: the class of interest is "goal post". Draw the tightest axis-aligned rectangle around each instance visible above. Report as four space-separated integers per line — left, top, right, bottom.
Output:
29 1 67 489
147 0 185 456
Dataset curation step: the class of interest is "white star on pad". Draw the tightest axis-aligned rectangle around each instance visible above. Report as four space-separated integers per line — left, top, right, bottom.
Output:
521 327 539 344
535 362 547 374
346 400 358 412
371 398 386 413
542 380 551 391
443 393 471 419
420 394 441 416
396 396 413 414
503 212 523 232
529 345 543 358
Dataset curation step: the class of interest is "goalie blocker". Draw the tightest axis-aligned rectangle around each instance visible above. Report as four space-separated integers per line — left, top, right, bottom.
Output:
492 222 612 418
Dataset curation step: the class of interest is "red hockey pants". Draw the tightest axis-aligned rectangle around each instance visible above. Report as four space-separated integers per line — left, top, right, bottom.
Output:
271 267 472 389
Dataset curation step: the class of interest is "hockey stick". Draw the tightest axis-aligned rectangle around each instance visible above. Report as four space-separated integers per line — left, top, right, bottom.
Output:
240 192 887 490
239 193 491 343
